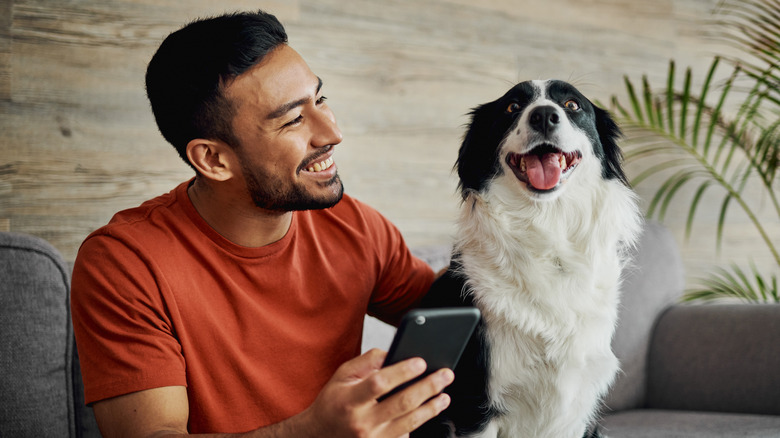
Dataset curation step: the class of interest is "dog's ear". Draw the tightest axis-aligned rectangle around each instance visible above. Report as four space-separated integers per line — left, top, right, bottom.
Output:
456 102 508 199
594 105 630 186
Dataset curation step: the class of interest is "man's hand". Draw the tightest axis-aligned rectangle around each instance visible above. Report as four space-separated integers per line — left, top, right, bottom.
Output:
299 348 453 438
92 349 452 438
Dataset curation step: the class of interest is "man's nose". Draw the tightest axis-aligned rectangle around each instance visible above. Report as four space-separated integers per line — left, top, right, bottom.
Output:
312 107 342 148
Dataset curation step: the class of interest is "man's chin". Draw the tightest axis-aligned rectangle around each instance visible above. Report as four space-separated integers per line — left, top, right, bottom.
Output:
262 177 344 212
311 178 345 210
305 174 344 209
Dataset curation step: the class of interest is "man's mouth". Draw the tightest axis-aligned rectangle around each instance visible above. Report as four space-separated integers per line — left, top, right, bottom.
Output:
304 156 335 173
506 144 582 191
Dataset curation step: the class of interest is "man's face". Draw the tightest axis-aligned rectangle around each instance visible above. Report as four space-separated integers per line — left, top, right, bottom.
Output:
225 44 344 211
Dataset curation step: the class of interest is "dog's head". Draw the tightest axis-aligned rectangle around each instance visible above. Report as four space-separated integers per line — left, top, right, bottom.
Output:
456 80 628 201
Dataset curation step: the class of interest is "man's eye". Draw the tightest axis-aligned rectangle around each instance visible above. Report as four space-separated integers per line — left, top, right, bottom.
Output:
316 95 328 105
284 115 303 128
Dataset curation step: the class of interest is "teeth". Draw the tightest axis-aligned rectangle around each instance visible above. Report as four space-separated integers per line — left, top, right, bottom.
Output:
560 154 567 169
307 157 334 172
519 157 526 172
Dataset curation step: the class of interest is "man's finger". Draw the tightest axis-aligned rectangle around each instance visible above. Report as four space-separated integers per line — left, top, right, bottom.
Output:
333 348 388 382
359 357 427 402
380 367 453 410
383 392 451 437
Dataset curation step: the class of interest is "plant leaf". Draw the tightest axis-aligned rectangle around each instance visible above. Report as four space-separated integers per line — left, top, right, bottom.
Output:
703 65 741 158
642 76 655 127
666 60 676 134
629 159 692 188
716 193 732 252
658 170 699 221
624 75 645 124
679 67 692 141
683 263 780 303
692 57 720 149
685 181 713 240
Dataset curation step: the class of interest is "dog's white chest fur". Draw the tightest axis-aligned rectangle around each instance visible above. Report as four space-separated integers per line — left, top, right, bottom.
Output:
455 175 640 438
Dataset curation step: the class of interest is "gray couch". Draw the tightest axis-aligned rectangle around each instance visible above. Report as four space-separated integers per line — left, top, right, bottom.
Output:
2 222 779 437
598 223 780 437
0 232 100 437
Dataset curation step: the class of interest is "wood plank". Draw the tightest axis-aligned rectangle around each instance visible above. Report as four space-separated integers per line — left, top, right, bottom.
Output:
2 0 776 289
11 0 299 49
0 0 11 100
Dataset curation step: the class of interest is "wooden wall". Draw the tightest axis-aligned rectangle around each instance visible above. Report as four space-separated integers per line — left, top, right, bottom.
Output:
2 0 775 285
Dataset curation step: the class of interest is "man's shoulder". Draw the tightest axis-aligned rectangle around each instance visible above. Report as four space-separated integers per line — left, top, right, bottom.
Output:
84 181 188 245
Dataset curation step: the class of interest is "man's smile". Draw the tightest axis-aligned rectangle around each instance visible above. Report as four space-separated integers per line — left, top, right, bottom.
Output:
305 156 335 173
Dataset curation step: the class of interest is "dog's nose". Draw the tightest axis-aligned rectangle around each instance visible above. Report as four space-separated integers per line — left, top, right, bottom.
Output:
529 105 560 136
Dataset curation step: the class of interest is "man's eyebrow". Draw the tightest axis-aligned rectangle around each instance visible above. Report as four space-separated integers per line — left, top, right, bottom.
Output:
266 77 324 120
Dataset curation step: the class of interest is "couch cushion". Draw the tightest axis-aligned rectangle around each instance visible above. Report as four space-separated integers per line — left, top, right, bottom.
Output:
605 221 685 411
0 232 75 436
646 304 780 415
600 409 780 438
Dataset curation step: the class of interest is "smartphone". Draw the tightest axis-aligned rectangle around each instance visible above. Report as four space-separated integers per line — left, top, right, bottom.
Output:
378 307 481 400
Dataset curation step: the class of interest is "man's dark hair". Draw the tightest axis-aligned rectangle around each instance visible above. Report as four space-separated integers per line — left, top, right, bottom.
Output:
145 10 288 167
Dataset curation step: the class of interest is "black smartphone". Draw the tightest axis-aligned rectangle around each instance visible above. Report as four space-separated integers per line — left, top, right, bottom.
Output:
378 307 480 400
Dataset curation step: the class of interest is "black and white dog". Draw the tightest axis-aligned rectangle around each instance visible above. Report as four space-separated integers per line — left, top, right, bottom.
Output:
417 80 642 438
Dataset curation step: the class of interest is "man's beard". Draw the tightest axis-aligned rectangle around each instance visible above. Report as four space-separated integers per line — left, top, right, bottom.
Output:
241 161 344 212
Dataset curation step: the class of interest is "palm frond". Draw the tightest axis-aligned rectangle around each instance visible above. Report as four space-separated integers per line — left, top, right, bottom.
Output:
615 57 780 267
711 0 780 109
615 0 780 303
683 263 779 303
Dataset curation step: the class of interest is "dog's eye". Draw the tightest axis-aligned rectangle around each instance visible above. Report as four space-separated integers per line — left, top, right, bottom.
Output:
506 102 521 113
564 100 580 111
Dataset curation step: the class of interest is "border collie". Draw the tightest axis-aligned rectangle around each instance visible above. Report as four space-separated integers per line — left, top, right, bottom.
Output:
417 80 642 438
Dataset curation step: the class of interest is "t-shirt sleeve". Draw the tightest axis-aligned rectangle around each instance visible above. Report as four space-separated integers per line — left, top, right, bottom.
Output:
357 203 435 326
71 233 187 405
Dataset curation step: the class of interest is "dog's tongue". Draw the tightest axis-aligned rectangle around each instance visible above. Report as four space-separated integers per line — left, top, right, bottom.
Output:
525 153 562 190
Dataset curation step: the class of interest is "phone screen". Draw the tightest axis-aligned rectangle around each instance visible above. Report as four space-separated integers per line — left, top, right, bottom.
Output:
379 307 480 400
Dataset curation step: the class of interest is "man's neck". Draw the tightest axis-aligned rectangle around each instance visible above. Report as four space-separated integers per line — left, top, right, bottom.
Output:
187 178 293 248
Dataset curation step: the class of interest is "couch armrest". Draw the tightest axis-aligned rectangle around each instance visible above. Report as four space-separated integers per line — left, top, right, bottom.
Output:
646 304 780 415
0 232 75 436
605 221 685 412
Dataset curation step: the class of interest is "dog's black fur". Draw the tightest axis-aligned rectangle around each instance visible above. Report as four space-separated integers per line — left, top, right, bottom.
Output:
416 259 495 437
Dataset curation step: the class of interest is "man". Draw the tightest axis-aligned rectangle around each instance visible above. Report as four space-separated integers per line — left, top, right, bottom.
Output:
71 10 452 437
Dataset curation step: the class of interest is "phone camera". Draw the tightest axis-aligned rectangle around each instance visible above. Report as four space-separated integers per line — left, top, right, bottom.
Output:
414 315 426 325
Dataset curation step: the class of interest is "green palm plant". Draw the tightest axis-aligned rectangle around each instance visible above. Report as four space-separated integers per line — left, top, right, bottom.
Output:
610 0 779 303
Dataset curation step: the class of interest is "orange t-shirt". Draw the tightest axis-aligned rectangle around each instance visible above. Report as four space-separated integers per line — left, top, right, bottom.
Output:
71 180 434 433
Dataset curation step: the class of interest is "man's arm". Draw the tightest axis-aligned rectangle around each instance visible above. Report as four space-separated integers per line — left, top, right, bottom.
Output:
93 349 453 438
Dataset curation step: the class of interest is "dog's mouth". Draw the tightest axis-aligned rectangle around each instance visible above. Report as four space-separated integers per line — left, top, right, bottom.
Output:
506 144 582 192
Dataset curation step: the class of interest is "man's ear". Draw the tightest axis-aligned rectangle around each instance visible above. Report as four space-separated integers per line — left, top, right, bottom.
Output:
186 138 236 181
